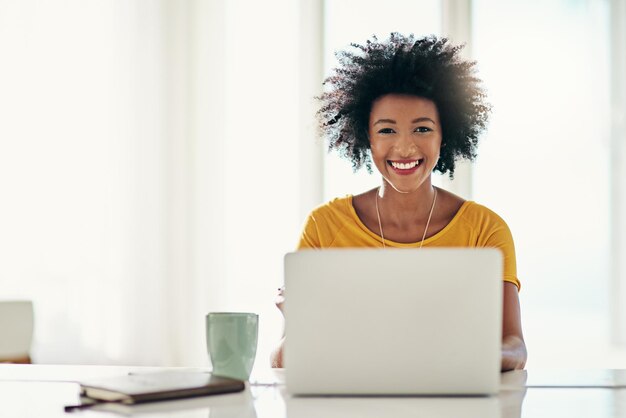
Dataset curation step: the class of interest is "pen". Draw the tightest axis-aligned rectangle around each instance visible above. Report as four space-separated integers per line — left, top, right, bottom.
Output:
64 400 117 412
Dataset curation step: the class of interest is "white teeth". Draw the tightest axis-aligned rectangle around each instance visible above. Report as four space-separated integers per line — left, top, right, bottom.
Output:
391 161 419 169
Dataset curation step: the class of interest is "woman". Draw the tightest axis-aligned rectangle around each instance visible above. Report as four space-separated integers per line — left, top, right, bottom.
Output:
271 33 527 371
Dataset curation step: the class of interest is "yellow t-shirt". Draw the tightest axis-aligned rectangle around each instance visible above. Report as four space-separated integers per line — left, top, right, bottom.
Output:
298 196 520 290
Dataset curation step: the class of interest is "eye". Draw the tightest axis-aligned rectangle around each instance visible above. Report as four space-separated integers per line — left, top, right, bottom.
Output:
414 126 433 133
377 128 395 134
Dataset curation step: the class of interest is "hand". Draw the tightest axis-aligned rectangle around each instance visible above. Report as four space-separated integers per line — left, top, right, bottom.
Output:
275 286 285 316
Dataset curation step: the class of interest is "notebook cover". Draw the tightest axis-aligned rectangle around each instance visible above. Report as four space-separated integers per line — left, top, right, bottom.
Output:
79 371 245 404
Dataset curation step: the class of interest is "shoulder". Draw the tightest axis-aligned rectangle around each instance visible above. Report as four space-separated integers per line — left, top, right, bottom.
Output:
456 201 515 246
303 195 357 233
459 201 509 227
298 195 359 249
308 195 354 220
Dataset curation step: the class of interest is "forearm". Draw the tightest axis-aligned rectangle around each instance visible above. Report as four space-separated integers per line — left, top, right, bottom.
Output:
270 337 285 368
501 334 527 371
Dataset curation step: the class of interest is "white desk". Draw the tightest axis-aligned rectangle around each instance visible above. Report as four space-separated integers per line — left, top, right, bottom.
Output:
0 365 623 417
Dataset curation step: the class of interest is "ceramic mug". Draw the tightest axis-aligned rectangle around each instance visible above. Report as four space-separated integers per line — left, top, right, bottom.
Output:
206 312 258 381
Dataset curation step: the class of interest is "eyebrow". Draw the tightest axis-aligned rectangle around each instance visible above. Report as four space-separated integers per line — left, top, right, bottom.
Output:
373 117 436 125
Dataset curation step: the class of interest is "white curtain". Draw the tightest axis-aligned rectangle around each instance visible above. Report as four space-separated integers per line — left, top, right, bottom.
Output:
0 0 303 367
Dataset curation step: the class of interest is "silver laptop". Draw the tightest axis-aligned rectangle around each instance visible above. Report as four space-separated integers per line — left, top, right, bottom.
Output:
284 248 503 396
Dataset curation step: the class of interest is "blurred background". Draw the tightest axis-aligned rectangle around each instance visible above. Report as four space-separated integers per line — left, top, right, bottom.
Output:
1 0 625 370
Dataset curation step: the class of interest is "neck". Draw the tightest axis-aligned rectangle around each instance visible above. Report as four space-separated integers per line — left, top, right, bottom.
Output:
378 178 436 209
374 178 437 248
377 178 437 227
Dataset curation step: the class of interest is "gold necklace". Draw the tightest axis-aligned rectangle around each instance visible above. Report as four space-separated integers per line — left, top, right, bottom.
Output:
374 186 438 249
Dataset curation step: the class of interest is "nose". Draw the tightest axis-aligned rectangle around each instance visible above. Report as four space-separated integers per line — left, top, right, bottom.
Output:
395 132 418 157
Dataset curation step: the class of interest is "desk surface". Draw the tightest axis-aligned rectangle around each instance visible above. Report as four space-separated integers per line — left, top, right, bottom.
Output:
0 364 624 417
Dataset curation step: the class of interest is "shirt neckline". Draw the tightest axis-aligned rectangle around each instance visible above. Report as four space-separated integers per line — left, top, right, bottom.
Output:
346 196 474 247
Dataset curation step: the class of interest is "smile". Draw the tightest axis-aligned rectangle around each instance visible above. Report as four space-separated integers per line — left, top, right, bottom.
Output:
387 159 423 175
389 160 420 169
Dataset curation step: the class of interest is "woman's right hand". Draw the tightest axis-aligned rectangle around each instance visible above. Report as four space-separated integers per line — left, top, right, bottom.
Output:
275 286 285 316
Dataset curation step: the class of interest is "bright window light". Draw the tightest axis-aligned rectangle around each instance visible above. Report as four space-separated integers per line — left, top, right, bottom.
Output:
472 0 611 367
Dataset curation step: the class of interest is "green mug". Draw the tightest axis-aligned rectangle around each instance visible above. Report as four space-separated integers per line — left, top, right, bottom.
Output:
206 312 258 381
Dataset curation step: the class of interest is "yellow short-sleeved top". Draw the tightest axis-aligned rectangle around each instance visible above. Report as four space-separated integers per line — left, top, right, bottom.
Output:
297 196 520 290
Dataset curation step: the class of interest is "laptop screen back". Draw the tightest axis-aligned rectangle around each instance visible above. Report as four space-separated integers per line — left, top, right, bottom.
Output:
284 248 503 395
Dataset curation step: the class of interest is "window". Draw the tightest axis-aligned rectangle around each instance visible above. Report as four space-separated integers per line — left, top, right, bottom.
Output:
472 0 611 367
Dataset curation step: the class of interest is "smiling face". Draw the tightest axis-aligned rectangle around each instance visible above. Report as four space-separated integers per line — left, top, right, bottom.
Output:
368 94 442 193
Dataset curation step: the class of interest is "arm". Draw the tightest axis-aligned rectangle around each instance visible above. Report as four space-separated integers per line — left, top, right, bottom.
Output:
270 337 285 368
270 287 285 368
477 209 525 370
501 281 527 371
271 213 322 368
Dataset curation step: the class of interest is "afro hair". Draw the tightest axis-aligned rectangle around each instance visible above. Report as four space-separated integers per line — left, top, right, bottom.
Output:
317 33 491 178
